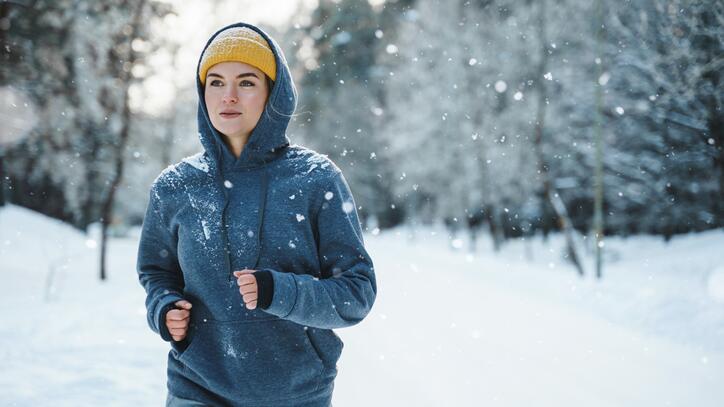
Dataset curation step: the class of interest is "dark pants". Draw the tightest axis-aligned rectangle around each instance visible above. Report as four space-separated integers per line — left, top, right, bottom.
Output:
165 393 333 407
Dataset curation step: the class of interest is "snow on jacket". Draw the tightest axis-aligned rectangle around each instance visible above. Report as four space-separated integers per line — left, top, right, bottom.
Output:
136 22 377 407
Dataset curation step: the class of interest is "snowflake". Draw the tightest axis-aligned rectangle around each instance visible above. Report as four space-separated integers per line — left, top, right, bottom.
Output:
342 201 354 214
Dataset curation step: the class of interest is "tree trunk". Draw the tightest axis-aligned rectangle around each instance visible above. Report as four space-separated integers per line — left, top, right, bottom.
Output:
533 0 585 276
485 205 503 252
592 0 605 278
99 0 147 281
0 2 11 84
0 152 5 206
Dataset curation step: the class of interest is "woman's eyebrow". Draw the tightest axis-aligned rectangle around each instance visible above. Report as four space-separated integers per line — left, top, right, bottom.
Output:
206 72 259 79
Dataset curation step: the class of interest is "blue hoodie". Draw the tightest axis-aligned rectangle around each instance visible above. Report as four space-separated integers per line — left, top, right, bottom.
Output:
136 22 377 406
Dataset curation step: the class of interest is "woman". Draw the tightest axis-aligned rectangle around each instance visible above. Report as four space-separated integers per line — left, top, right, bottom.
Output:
137 22 377 407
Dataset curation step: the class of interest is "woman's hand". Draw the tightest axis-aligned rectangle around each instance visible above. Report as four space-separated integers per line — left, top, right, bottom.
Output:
166 300 192 341
234 269 258 310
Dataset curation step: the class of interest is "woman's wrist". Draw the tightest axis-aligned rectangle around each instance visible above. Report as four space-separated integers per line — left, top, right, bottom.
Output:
253 270 274 310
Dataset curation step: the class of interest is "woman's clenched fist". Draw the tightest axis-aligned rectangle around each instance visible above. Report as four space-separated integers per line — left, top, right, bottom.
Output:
165 300 193 341
234 269 258 310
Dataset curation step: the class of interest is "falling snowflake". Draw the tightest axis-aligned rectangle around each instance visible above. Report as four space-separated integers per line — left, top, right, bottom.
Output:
598 72 610 85
324 191 334 200
296 214 305 222
494 80 507 93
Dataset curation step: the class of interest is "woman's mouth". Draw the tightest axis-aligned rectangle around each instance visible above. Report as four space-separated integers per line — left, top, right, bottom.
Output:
220 111 241 119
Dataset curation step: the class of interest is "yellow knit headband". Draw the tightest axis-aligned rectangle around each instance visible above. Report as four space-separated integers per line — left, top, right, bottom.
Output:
198 27 277 85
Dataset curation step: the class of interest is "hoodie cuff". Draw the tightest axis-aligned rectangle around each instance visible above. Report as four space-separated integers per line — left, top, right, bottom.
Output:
253 270 274 310
260 269 298 319
156 294 184 342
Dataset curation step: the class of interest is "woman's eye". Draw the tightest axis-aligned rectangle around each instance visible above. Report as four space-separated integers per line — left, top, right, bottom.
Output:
209 79 223 87
240 80 255 87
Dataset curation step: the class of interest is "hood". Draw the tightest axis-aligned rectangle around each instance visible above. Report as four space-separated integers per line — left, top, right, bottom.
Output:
195 22 297 172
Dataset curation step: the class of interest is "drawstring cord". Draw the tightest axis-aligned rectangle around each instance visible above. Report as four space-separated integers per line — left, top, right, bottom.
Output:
252 171 268 270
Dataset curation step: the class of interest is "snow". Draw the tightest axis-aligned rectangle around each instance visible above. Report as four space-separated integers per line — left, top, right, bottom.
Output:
200 220 211 240
494 80 507 93
341 201 354 214
0 86 37 147
285 146 332 177
181 153 210 173
707 266 724 303
1 204 723 406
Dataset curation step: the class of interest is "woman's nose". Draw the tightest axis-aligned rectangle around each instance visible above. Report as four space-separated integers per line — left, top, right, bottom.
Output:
222 91 238 104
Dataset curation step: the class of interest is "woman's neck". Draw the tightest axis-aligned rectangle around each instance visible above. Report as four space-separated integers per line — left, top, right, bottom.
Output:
222 133 249 158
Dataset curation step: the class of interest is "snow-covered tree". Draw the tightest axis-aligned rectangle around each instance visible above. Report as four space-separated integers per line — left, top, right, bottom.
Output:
2 0 172 232
291 0 395 227
604 0 723 237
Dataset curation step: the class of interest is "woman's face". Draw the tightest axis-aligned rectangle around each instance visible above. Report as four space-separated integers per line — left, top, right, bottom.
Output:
204 61 270 142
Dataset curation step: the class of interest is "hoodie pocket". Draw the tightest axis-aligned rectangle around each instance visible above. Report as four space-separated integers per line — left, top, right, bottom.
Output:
304 327 344 369
179 318 325 401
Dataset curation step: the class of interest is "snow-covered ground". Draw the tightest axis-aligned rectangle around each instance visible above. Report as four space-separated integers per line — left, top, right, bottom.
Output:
1 204 723 406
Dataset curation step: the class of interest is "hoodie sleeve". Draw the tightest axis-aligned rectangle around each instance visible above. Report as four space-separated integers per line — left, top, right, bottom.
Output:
260 171 377 329
136 187 186 342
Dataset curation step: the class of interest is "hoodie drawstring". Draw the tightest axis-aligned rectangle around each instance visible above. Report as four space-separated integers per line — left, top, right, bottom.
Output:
252 171 268 270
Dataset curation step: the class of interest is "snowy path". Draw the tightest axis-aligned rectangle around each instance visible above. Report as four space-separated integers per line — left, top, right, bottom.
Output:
335 231 724 406
1 206 722 406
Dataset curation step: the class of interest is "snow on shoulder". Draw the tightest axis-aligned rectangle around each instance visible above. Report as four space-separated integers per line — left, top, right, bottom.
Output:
152 161 191 194
182 152 210 173
285 144 339 178
153 153 212 192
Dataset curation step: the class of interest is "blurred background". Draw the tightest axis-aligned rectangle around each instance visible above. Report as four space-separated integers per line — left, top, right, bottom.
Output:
1 0 723 406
